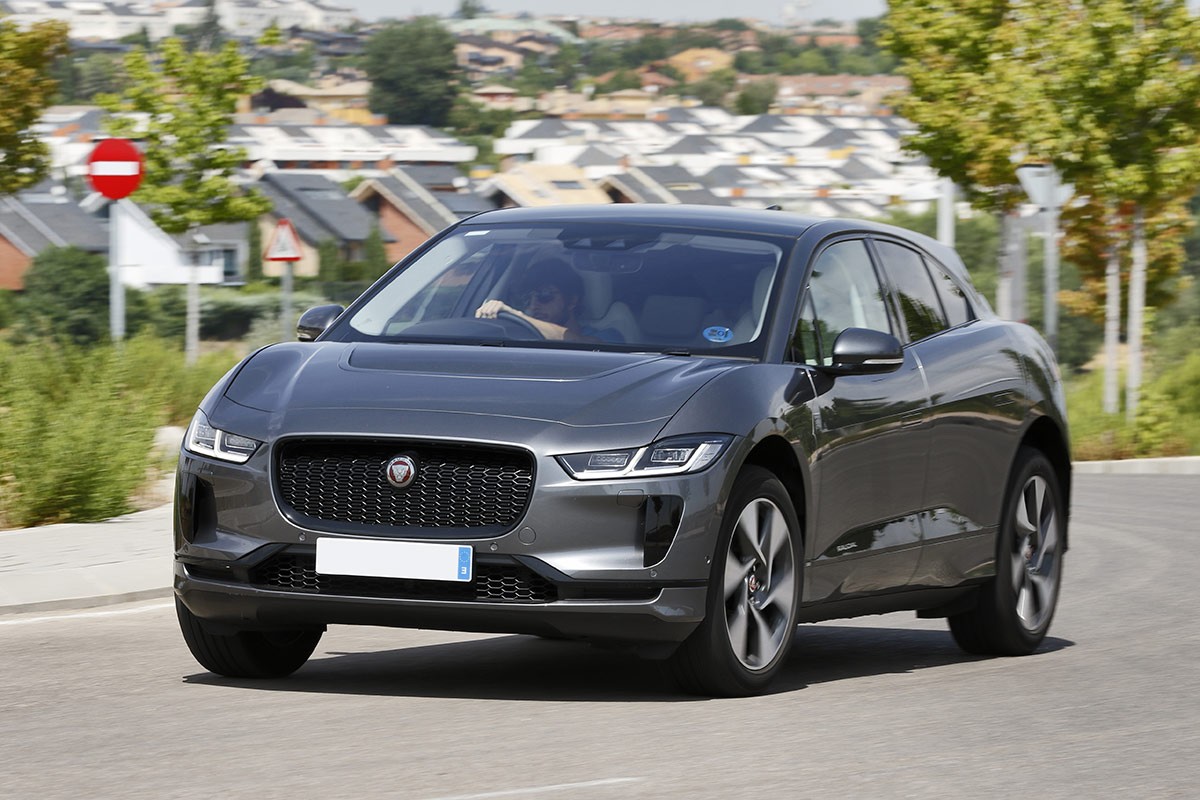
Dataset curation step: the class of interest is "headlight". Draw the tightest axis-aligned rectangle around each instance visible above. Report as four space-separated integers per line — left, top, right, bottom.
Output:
184 409 262 464
558 435 732 480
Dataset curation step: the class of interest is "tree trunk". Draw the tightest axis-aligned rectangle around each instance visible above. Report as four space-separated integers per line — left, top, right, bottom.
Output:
1125 207 1147 425
1103 213 1121 416
997 211 1015 319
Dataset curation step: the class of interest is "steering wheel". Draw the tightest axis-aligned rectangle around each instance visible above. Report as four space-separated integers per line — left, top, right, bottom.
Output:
496 310 545 340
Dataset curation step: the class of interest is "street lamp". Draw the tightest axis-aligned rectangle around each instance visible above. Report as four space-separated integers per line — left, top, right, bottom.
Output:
1016 163 1074 353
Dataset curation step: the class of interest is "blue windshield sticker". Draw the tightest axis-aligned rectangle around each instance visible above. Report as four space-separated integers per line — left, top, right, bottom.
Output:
703 326 734 343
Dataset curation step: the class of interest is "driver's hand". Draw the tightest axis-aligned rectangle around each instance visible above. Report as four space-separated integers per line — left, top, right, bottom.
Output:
475 299 513 319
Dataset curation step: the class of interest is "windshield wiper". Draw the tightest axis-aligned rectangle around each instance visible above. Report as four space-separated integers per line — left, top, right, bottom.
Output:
662 348 692 356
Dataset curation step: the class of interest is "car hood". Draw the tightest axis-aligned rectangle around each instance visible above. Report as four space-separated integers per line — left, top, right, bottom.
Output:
213 342 737 451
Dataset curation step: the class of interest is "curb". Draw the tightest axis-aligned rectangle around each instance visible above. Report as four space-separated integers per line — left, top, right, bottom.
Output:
1073 456 1200 475
0 588 172 617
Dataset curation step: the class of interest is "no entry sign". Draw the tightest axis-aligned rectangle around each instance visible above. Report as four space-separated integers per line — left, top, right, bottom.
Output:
87 138 144 200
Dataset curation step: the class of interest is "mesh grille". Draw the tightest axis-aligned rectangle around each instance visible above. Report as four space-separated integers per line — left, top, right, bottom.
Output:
250 551 558 604
276 439 533 532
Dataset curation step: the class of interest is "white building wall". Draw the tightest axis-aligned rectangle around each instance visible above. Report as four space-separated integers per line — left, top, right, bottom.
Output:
113 201 223 287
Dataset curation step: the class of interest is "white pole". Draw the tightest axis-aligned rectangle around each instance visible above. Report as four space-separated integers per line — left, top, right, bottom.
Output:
1126 207 1147 425
997 212 1015 319
109 200 125 341
1103 220 1121 416
1043 170 1059 354
185 231 200 366
937 177 955 247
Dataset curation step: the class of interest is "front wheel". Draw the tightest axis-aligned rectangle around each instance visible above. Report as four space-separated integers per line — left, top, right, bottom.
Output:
949 446 1064 656
670 466 802 696
176 597 323 678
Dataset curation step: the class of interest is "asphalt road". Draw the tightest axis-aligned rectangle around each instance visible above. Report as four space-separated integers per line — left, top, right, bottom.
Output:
2 474 1197 800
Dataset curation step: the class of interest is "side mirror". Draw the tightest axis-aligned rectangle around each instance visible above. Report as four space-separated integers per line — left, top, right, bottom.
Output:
823 327 904 375
296 304 345 342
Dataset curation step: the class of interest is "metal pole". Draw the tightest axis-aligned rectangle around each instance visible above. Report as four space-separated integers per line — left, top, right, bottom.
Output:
281 260 294 342
185 231 200 366
109 200 125 341
1043 170 1059 354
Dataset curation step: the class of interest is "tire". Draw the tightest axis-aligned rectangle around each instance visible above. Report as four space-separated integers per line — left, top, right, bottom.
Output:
176 597 322 678
670 466 802 696
949 446 1064 656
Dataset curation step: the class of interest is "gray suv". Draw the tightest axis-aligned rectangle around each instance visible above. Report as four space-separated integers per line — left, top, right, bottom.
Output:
174 205 1069 696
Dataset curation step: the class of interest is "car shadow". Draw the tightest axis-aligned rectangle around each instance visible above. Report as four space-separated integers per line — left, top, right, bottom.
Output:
182 623 1074 702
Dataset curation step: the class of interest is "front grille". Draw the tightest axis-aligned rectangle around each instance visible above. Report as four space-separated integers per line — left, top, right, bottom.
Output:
250 551 559 604
276 439 533 533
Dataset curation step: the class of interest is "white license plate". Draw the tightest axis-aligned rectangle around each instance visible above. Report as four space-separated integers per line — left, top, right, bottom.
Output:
316 538 473 582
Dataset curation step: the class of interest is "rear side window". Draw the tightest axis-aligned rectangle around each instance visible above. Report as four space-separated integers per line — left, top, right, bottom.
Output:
874 240 948 342
926 258 972 328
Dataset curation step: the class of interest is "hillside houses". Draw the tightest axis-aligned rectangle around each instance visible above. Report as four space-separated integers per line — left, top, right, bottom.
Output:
2 100 940 292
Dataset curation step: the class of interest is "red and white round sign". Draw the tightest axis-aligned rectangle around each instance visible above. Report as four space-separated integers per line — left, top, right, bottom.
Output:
87 138 144 200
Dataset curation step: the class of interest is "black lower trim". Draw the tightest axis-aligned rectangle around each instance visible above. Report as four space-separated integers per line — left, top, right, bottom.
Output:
180 546 667 605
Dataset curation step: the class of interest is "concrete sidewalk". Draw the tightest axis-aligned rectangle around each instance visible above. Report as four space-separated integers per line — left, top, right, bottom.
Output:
0 504 174 615
0 457 1196 616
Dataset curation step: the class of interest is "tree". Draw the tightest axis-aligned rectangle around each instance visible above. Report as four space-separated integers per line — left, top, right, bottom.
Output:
735 79 777 115
885 0 1200 428
689 68 736 108
1021 1 1200 421
99 36 272 363
365 19 459 127
456 0 489 18
363 226 389 281
15 246 154 344
0 20 70 195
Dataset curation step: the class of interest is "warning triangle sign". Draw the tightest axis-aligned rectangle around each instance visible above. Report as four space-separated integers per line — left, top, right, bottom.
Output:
264 218 302 261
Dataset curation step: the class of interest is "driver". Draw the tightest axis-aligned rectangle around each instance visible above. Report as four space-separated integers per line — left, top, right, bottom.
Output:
475 257 614 341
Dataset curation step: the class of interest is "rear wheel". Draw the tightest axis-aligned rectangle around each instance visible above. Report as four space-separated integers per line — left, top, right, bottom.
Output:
176 597 322 678
949 446 1064 655
670 466 801 696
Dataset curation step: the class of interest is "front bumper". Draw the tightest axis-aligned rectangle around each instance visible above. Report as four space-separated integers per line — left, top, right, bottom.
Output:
174 436 737 644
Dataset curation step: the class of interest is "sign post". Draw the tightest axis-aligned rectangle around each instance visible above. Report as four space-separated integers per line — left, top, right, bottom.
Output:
264 218 302 341
87 138 143 342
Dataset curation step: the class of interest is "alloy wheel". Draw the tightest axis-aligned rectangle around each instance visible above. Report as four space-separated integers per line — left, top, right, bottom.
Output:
723 498 797 670
1012 474 1061 631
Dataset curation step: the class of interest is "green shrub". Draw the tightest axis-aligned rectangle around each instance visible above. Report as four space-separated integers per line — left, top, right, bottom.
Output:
0 338 166 527
0 334 246 527
1067 358 1197 460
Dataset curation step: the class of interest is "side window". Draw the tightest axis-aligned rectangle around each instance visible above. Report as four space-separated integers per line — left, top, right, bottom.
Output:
874 240 948 342
805 240 892 366
926 257 973 328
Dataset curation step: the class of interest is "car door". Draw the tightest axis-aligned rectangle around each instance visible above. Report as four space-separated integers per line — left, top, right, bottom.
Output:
870 237 1025 588
792 238 931 602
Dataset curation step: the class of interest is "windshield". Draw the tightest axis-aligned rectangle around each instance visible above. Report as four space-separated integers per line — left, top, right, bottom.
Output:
332 221 788 357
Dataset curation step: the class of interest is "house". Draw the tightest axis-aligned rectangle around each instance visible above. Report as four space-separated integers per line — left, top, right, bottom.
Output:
455 36 529 82
350 167 496 263
255 172 393 278
666 48 735 83
445 16 582 46
481 163 611 208
0 187 107 291
600 165 727 206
